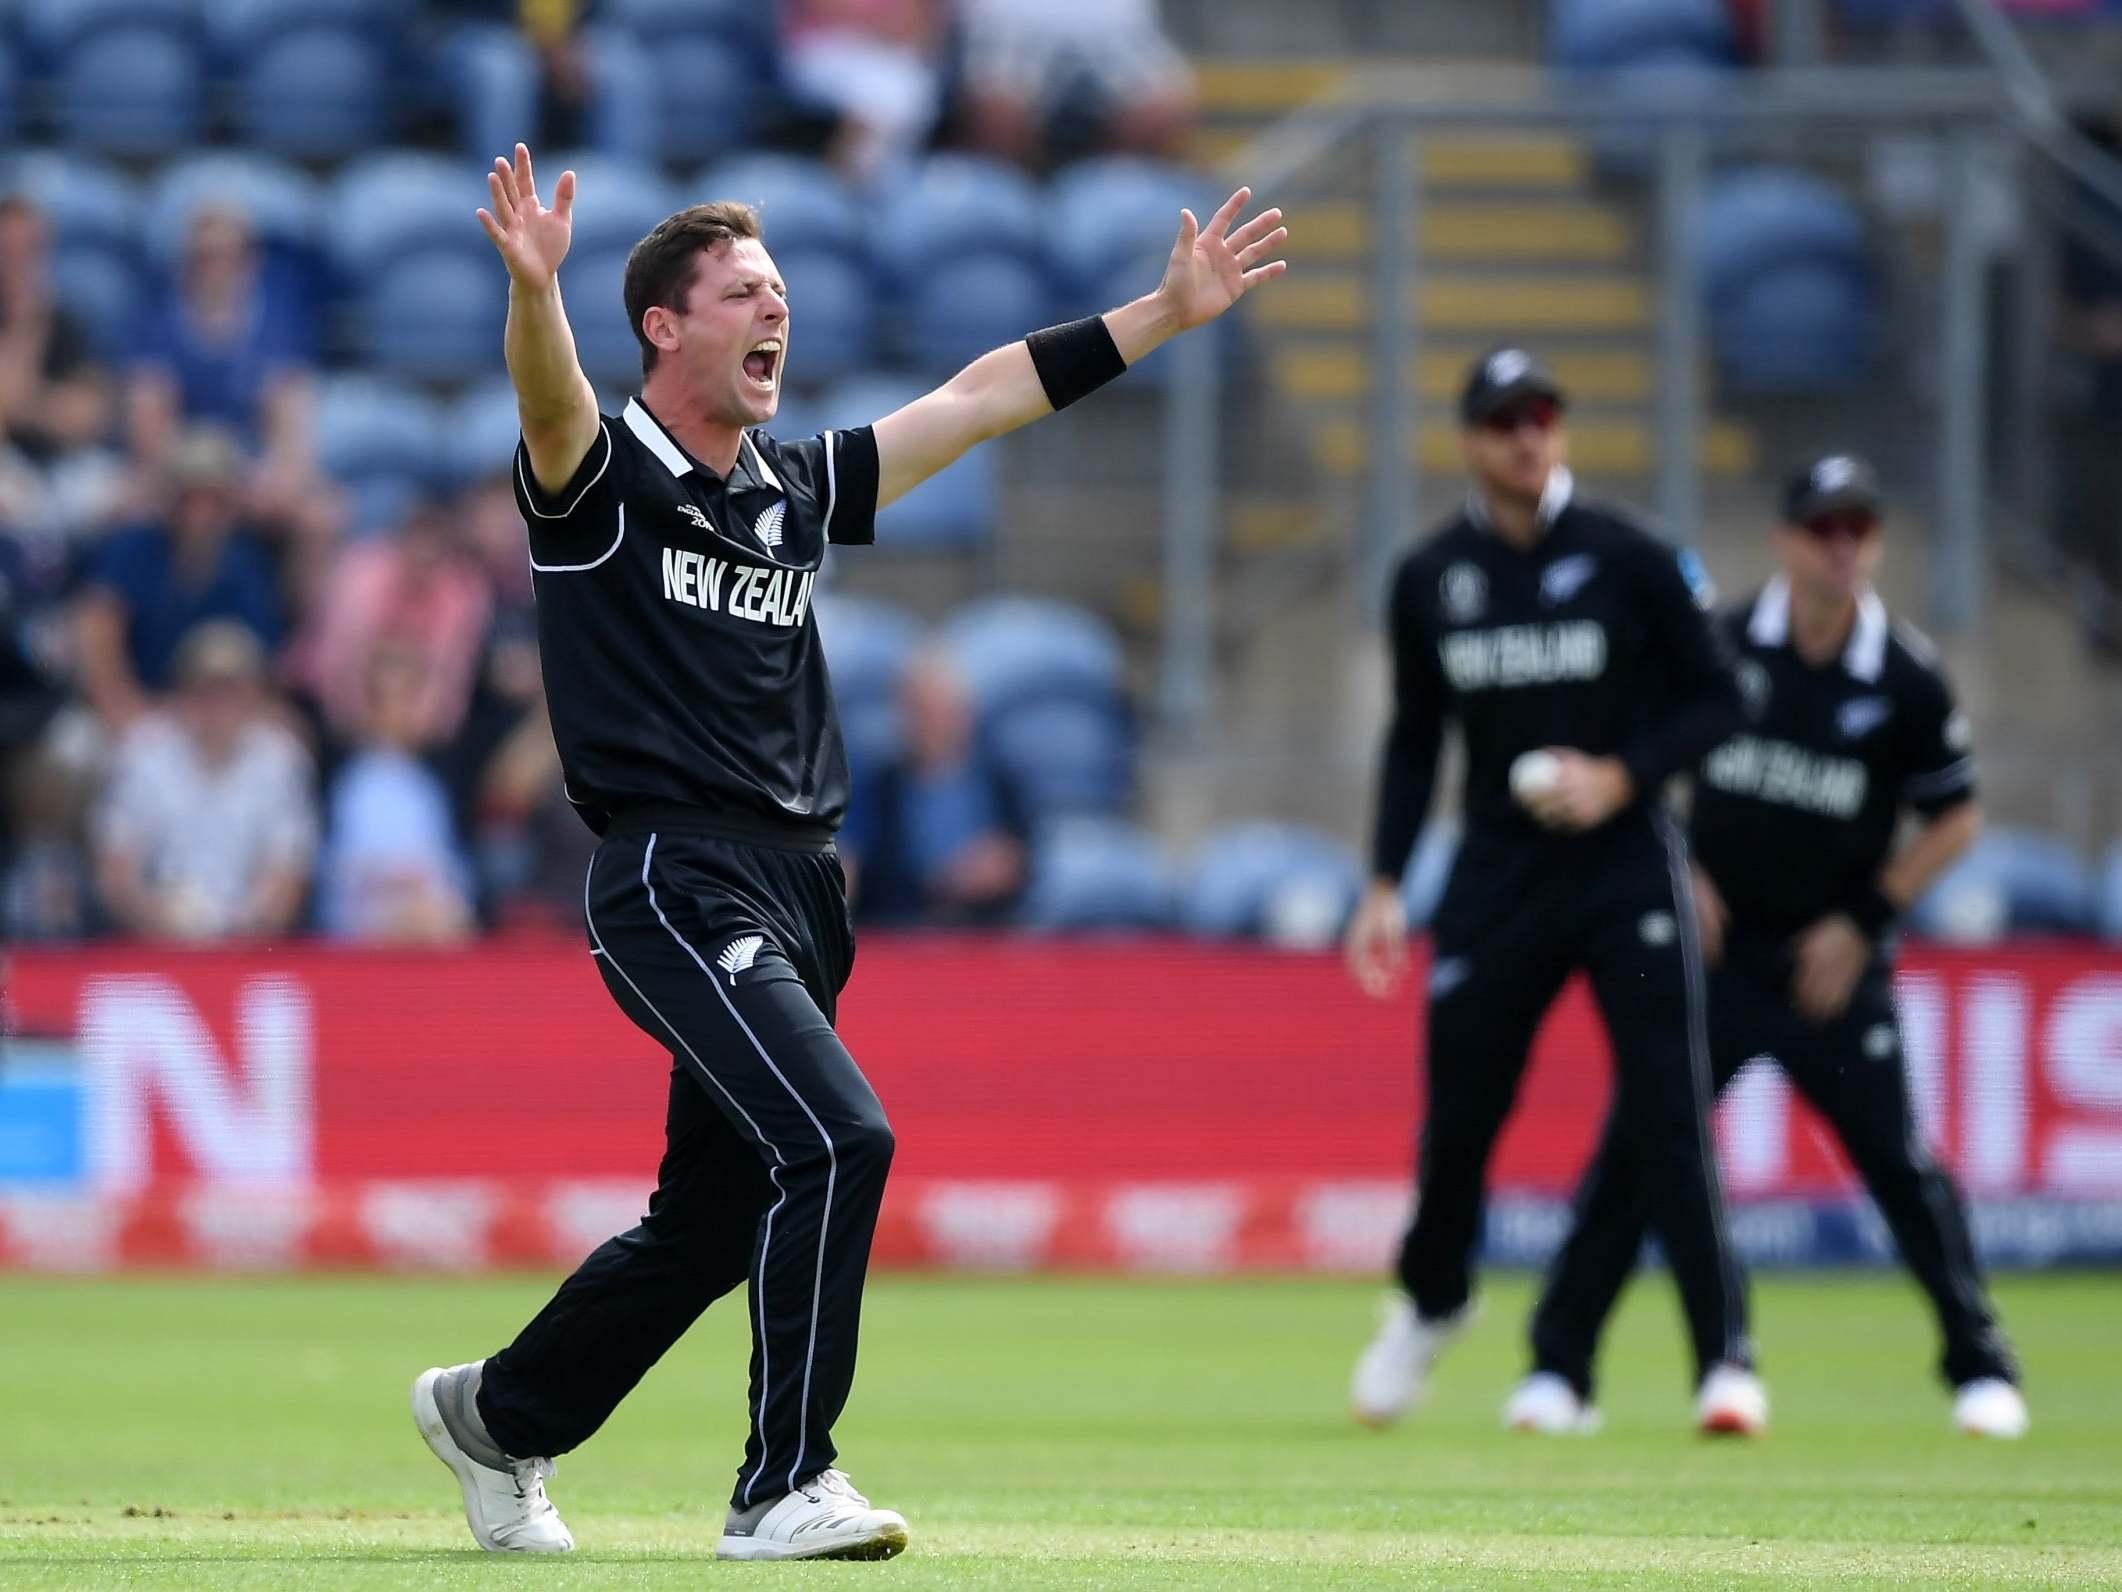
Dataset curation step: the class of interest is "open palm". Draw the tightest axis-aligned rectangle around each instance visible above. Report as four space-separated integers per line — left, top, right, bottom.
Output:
1157 186 1287 332
476 142 575 291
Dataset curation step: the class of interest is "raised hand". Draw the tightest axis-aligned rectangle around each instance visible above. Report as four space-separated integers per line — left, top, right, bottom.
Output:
476 143 576 292
1154 186 1288 333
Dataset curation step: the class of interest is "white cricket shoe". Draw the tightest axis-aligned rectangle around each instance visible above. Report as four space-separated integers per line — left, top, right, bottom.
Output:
1953 1378 2029 1440
717 1468 910 1562
1502 1372 1601 1435
411 1364 575 1553
1350 1295 1468 1429
1694 1363 1769 1437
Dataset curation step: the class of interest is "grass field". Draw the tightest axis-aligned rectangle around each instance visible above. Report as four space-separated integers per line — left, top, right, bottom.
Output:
1 1271 2117 1588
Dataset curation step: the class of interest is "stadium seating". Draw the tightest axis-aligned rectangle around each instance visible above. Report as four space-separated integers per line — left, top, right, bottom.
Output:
906 255 1053 376
562 246 649 385
875 156 1045 297
144 153 323 273
328 153 480 282
812 591 923 776
1908 827 2099 943
314 375 448 492
0 152 142 356
0 38 18 145
358 250 508 383
546 154 674 255
2099 841 2122 943
53 25 206 157
1548 0 1740 70
202 0 417 63
447 377 530 488
817 376 995 549
1399 822 1461 930
773 252 880 386
695 155 866 262
233 25 396 161
1019 817 1175 932
641 32 763 165
1046 158 1201 307
940 597 1126 714
1700 167 1877 391
1180 823 1362 946
18 0 192 61
984 695 1134 819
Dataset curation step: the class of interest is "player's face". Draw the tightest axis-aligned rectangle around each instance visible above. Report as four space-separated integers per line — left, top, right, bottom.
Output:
667 239 788 428
1776 509 1883 605
1462 398 1566 503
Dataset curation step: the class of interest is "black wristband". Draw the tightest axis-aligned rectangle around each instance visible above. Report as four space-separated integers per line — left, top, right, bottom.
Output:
1025 316 1128 411
1847 883 1898 939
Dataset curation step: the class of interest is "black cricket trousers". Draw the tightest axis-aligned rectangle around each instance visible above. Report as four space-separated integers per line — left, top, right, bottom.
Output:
476 824 894 1510
1530 943 2017 1398
1397 814 1750 1384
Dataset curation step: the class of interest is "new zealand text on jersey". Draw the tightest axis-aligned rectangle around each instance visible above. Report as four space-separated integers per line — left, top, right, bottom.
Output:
661 546 817 628
1439 620 1608 692
1700 733 1868 819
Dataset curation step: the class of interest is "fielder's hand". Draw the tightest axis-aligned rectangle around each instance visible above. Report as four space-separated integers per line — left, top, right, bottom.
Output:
1521 751 1634 833
477 142 575 292
1153 186 1288 333
1345 879 1410 1000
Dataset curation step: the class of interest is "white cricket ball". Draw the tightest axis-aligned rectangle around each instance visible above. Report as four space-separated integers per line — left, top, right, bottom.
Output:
1509 750 1563 805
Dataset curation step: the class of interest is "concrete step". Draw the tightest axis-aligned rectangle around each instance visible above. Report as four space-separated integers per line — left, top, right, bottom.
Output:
1313 414 1759 478
1188 129 1591 190
1287 198 1635 264
1277 345 1658 404
1253 269 1653 334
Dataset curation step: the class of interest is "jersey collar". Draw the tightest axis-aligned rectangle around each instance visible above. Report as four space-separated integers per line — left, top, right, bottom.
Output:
1466 466 1574 538
1747 575 1888 682
622 398 782 495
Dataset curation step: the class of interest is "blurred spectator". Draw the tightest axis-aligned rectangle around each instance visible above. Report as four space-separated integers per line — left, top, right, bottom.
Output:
843 649 1031 925
959 0 1194 169
92 622 315 942
782 0 949 186
127 203 317 517
293 501 493 748
0 569 74 941
318 645 475 944
0 194 116 459
74 428 284 731
2058 100 2122 630
437 1 655 162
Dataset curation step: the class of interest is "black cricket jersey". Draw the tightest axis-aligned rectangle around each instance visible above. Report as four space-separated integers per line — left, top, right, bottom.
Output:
1691 578 1976 941
514 397 879 842
1370 468 1743 878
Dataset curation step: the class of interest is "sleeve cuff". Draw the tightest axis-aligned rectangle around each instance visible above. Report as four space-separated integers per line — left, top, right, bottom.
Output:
824 426 880 546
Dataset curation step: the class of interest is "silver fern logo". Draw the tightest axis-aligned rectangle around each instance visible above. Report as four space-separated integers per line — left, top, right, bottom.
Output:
716 935 764 982
752 501 785 550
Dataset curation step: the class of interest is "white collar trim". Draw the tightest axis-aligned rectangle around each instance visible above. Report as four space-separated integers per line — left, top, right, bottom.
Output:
1748 575 1888 682
624 397 694 478
741 429 781 493
1468 465 1574 534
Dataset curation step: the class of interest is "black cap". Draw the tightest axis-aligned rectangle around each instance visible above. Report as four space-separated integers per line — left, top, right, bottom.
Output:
1783 453 1883 524
1459 347 1566 425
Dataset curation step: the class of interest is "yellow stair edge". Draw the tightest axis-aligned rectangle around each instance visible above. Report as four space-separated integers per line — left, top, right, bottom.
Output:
1276 346 1657 404
1316 418 1759 479
1185 132 1590 188
1255 273 1653 334
1194 61 1351 114
1285 199 1633 263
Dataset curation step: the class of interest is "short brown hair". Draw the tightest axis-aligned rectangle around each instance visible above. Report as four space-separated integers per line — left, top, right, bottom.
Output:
622 201 762 376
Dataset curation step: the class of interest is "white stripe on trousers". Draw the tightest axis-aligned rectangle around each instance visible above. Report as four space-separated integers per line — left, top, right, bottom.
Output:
1656 818 1747 1366
640 833 841 1503
581 846 801 1505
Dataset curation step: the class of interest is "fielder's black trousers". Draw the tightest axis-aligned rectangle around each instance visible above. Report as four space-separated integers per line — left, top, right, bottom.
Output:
1529 941 2018 1399
477 824 893 1510
1396 815 1750 1384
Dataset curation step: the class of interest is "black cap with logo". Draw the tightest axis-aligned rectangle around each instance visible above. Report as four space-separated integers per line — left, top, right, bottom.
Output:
1459 347 1567 425
1782 453 1883 525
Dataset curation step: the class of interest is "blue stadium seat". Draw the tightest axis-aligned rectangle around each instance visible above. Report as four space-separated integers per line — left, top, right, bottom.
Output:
817 376 994 551
646 33 762 165
1180 823 1362 946
446 377 528 487
358 251 507 383
985 696 1133 820
1019 818 1174 933
54 26 206 157
813 592 923 775
50 245 138 357
20 0 191 59
236 25 395 160
695 155 864 261
907 255 1053 375
543 153 674 255
144 153 322 274
329 154 480 283
603 0 775 63
1549 0 1738 69
564 246 647 386
0 41 18 145
1907 827 2098 943
315 376 447 489
2098 842 2122 944
1047 157 1200 309
1700 168 1876 393
941 596 1125 715
876 156 1044 290
203 0 416 61
1400 822 1460 930
775 253 879 386
0 154 142 357
344 472 431 540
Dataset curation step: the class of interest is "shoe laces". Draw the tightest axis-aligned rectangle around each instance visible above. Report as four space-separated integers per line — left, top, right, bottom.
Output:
510 1456 557 1513
797 1468 868 1510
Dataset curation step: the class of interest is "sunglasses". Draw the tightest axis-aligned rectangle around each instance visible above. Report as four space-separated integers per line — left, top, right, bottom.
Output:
1800 509 1881 543
1480 397 1561 436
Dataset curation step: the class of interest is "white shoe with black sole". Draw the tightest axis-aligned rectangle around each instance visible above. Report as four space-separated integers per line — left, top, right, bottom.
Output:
717 1469 910 1562
411 1362 575 1553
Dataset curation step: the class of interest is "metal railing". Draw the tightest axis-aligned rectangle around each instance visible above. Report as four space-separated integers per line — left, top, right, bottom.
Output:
1158 65 2021 728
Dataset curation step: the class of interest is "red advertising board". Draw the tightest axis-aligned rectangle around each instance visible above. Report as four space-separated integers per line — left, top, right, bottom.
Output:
4 938 2120 1271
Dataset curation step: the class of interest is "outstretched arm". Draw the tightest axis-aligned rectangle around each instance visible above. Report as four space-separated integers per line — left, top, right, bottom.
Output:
870 187 1287 509
476 143 599 494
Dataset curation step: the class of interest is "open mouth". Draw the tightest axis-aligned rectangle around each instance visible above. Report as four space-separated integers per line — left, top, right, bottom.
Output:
742 338 781 390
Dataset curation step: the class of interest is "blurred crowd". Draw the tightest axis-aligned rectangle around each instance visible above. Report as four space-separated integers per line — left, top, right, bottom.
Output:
0 0 1195 946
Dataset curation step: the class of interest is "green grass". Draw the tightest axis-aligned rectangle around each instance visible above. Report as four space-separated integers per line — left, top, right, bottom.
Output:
0 1272 2116 1588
